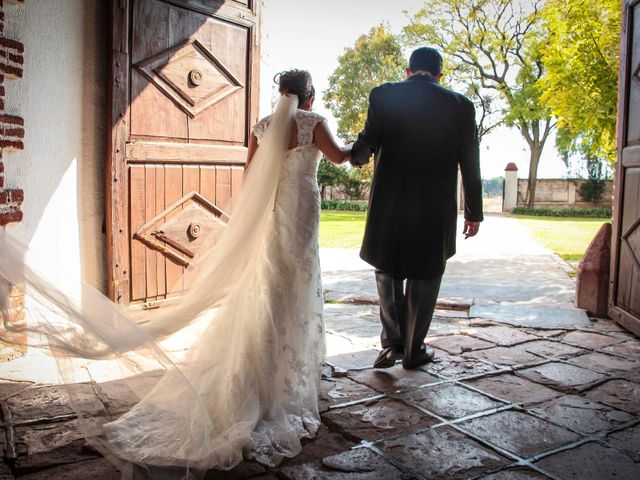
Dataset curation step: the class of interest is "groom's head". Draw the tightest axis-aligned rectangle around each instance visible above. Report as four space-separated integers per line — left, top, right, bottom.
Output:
407 47 443 82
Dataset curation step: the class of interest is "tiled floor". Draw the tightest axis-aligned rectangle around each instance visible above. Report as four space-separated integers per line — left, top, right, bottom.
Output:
2 312 639 479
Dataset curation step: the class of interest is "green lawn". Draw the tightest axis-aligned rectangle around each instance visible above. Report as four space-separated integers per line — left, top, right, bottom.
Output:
319 211 366 249
320 211 609 262
513 214 609 262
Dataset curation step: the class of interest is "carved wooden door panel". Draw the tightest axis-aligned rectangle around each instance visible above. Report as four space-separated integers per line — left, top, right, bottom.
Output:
107 0 259 307
610 0 640 335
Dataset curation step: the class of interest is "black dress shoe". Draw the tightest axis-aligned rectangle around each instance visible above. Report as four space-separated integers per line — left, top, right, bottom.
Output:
373 346 404 368
402 346 435 370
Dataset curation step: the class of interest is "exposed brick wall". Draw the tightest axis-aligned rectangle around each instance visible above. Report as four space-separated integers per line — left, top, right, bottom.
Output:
0 0 24 228
0 0 25 361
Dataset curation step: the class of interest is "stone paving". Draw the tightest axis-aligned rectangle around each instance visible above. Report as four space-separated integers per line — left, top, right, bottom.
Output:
1 216 639 479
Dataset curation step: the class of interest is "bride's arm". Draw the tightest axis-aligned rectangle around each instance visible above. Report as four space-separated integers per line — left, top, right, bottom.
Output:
314 121 351 164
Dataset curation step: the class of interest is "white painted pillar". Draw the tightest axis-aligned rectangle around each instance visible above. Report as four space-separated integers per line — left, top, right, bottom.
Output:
503 162 519 212
568 181 577 206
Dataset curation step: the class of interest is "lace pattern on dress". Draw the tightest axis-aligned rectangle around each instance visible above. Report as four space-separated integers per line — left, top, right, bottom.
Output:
253 110 325 147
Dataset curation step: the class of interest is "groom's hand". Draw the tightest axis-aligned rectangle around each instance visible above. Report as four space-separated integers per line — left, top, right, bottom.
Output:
463 220 480 239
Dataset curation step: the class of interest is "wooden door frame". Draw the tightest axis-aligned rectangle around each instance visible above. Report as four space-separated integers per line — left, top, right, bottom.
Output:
609 0 640 335
106 0 260 304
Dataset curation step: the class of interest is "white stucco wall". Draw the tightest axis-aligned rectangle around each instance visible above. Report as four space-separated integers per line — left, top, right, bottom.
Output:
3 0 107 292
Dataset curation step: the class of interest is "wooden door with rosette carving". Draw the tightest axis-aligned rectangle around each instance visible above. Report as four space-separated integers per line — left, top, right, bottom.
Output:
611 0 640 334
107 0 260 307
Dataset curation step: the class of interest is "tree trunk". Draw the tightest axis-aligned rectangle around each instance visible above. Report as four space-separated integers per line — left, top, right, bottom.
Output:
525 144 543 208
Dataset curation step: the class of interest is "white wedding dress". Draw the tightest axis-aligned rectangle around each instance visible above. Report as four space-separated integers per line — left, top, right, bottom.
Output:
0 97 328 475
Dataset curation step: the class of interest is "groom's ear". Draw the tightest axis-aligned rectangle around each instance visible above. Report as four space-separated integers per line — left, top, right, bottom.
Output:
405 68 412 79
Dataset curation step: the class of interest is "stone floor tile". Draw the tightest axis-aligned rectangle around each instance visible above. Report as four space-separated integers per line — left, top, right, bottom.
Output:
324 315 376 332
7 384 105 424
435 307 471 317
477 468 551 479
422 352 501 379
561 331 622 349
585 318 630 334
322 398 437 441
517 362 605 393
458 410 580 458
524 329 567 339
586 379 640 414
466 374 562 405
567 352 640 375
346 366 438 394
607 423 640 461
429 320 463 336
0 381 32 401
277 447 414 480
93 372 163 417
323 303 377 317
0 461 11 480
335 324 383 347
601 340 640 360
462 326 538 346
325 348 380 371
463 344 543 367
528 395 635 435
318 377 378 412
203 461 266 479
1 426 6 454
519 340 585 359
279 425 354 467
428 335 495 355
535 442 640 480
16 458 120 480
94 381 138 416
378 425 510 479
13 418 105 474
398 383 504 419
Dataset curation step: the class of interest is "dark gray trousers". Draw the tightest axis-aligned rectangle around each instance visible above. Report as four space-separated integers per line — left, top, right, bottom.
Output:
375 270 443 367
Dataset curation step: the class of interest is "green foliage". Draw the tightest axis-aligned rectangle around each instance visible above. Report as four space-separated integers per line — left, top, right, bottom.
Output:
317 157 371 200
579 179 606 207
321 200 368 212
403 0 554 207
482 177 504 197
578 160 607 207
324 24 405 142
317 157 346 198
323 24 405 188
512 207 611 218
538 0 620 168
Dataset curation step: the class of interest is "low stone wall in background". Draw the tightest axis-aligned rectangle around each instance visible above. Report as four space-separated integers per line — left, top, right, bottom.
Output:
516 178 614 210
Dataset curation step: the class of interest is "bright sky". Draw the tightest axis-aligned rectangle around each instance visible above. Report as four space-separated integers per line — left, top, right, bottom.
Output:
259 0 570 180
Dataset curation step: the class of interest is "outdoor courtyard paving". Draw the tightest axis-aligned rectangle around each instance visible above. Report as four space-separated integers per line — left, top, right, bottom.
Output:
1 216 639 479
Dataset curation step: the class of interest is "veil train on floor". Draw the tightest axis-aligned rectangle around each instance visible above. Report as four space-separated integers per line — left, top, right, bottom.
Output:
0 94 301 478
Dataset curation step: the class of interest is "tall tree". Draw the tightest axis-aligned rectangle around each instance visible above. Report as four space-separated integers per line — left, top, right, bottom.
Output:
538 0 620 170
324 24 405 141
404 0 554 207
324 24 405 185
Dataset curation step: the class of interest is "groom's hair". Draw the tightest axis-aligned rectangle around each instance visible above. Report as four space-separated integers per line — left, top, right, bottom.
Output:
409 47 443 75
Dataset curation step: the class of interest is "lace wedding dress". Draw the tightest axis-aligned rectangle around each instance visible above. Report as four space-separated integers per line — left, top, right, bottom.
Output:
0 96 328 475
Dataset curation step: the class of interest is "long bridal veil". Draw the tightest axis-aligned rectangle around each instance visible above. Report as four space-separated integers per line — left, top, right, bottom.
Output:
0 94 301 478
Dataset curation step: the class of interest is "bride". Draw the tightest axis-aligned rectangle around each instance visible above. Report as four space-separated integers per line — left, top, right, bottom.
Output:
0 69 351 476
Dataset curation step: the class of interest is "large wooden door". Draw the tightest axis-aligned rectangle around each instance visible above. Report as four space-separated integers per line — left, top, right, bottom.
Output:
107 0 260 307
610 0 640 335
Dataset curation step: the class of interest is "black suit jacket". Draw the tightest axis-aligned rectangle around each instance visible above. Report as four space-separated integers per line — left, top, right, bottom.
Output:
351 75 483 278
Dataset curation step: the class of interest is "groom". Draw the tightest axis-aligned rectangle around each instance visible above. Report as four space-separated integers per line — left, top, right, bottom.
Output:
350 47 483 369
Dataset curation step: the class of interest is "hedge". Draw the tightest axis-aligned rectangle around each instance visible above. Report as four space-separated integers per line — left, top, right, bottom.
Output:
512 207 611 218
321 200 368 211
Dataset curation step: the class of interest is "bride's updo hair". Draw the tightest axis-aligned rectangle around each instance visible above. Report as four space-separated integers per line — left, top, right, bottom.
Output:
274 69 315 105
